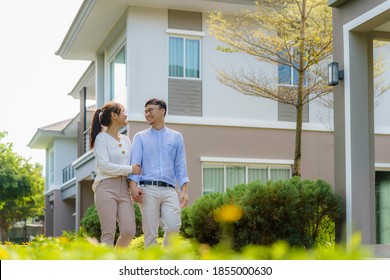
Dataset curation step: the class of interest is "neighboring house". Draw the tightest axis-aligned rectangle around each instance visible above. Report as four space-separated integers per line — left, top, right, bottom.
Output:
28 92 96 236
8 219 44 243
28 0 390 255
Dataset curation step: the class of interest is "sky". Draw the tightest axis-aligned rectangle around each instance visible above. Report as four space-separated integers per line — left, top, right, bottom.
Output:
0 0 90 166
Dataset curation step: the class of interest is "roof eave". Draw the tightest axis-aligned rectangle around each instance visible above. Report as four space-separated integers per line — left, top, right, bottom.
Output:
55 0 127 61
55 0 256 61
328 0 350 8
27 130 64 149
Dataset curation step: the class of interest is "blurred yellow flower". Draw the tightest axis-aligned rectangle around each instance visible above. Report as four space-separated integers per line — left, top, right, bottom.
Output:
214 204 243 223
58 236 70 244
0 248 9 259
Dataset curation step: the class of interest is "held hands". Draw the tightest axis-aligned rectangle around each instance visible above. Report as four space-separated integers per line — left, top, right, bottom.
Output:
129 165 141 201
129 181 144 203
131 164 141 175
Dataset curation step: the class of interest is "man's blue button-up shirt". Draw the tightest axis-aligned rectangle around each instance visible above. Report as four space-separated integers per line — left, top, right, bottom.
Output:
128 126 189 190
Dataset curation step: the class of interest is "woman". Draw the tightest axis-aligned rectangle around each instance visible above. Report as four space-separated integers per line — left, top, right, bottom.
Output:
90 101 142 247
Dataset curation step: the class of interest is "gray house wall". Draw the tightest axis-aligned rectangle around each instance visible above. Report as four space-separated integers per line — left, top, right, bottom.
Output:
331 0 389 244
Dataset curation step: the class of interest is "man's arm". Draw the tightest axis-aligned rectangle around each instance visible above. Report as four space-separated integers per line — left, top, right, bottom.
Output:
175 134 190 189
129 134 142 182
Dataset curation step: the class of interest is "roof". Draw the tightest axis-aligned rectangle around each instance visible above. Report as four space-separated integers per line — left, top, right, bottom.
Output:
40 119 73 131
28 105 96 150
55 0 256 60
28 119 72 149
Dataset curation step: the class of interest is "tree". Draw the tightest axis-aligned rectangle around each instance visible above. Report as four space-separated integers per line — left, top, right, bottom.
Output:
208 0 333 176
0 131 44 242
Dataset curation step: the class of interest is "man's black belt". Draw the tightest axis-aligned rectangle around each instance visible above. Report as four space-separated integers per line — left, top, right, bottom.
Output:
139 180 175 189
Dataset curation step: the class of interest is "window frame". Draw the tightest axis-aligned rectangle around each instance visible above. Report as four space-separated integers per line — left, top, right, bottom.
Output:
108 43 127 103
48 148 54 187
375 164 390 244
277 49 306 87
278 63 300 86
201 157 293 195
167 29 203 80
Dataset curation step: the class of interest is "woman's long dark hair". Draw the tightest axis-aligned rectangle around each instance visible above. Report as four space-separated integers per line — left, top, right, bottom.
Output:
89 102 124 149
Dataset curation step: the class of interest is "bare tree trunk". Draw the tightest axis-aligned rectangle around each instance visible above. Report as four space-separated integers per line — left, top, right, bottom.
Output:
0 227 7 243
293 105 303 177
292 0 307 178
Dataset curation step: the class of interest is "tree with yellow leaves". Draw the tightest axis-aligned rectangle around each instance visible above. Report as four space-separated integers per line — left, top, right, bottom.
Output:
208 0 333 177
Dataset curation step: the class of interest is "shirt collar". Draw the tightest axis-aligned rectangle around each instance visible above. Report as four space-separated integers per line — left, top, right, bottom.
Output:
150 126 166 134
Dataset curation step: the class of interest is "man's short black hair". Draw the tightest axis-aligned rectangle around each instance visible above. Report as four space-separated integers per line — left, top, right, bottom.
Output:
145 98 167 116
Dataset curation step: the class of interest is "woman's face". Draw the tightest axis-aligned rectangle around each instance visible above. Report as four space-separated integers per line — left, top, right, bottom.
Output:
114 107 127 126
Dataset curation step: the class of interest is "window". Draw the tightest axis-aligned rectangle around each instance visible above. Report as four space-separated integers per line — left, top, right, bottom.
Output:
278 63 299 85
203 164 224 193
48 149 54 186
169 37 200 78
278 50 306 86
203 163 291 195
109 45 126 104
375 171 390 243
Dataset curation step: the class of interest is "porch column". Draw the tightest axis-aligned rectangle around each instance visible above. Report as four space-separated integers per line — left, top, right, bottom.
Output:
344 31 376 244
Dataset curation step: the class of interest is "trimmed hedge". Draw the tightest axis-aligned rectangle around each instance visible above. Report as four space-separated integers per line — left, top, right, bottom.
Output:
180 177 341 250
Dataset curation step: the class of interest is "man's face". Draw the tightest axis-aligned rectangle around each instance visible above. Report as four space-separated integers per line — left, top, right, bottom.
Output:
144 105 164 125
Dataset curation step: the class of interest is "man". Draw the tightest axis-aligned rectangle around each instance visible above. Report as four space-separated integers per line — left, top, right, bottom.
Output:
129 98 189 247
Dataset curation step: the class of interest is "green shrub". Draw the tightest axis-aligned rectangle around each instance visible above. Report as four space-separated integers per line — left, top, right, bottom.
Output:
234 179 304 249
182 177 341 250
80 203 144 242
185 192 225 246
180 206 193 238
80 204 101 241
297 178 341 246
133 202 143 236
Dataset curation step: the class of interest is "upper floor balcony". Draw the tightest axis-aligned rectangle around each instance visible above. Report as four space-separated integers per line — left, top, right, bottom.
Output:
62 164 75 184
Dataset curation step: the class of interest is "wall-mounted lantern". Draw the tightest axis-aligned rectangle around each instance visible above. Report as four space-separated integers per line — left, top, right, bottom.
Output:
328 62 344 86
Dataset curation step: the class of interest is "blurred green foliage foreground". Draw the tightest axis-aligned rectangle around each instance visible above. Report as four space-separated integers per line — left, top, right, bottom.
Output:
0 230 372 260
0 177 375 260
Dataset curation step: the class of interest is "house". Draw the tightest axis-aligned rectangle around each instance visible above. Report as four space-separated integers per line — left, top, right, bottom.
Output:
27 98 96 236
329 0 390 255
28 0 390 254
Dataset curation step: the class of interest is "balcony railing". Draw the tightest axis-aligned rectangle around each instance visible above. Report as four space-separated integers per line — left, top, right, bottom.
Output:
84 128 91 154
62 164 75 184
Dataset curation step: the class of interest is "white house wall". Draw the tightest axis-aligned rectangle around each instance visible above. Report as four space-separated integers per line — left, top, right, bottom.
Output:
124 6 334 127
53 138 78 188
201 14 277 121
127 7 169 115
